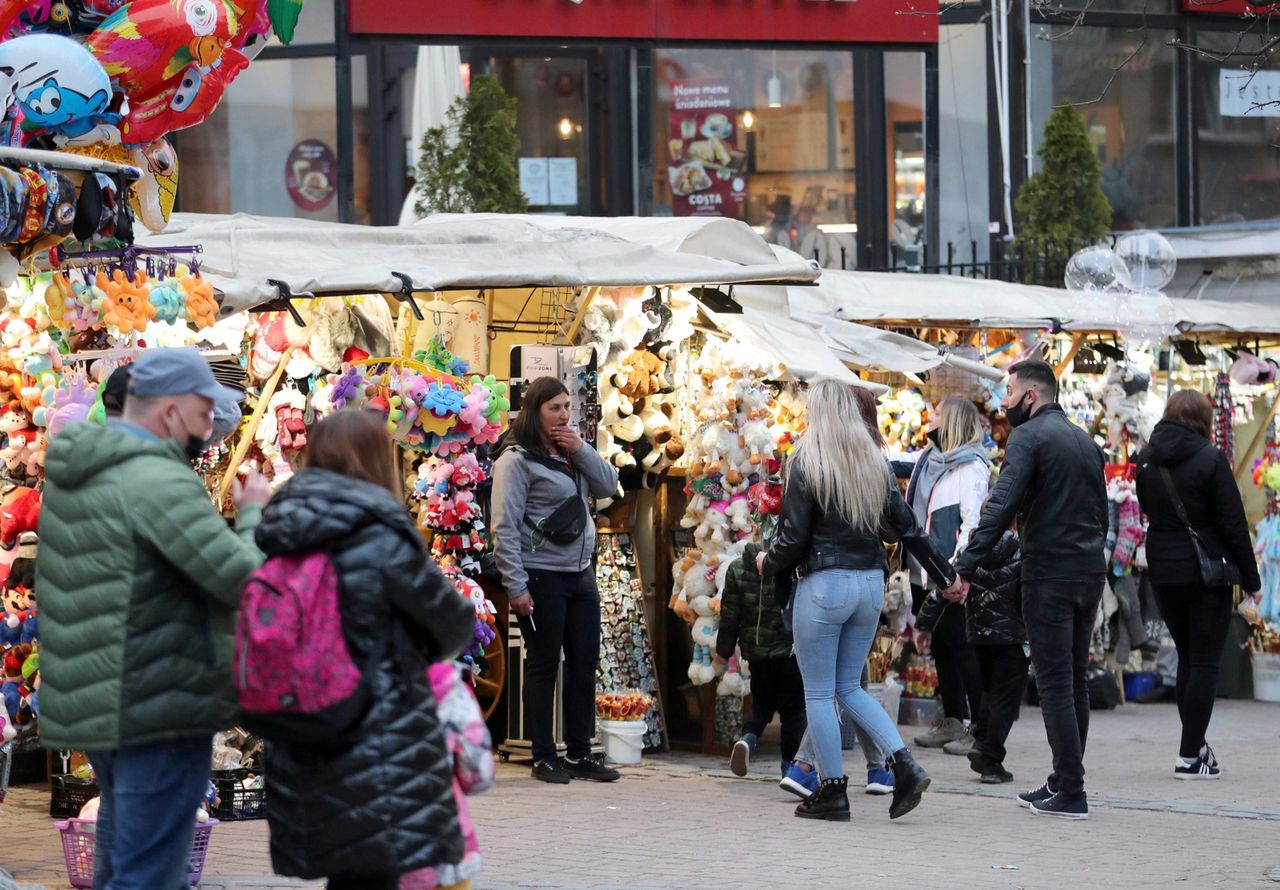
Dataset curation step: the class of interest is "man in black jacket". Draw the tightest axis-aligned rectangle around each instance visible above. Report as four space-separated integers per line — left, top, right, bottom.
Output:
951 359 1106 821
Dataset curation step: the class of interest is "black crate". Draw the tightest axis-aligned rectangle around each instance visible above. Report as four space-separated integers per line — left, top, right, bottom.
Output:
211 768 266 820
49 774 99 818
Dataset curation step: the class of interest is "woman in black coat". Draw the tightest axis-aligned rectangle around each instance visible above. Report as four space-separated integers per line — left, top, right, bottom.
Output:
1136 390 1262 781
255 410 475 890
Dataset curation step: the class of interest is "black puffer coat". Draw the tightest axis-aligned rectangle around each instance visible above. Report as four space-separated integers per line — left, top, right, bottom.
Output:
917 532 1024 645
255 469 475 882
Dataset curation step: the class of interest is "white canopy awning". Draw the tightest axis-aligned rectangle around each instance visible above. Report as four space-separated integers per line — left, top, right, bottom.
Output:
137 213 820 315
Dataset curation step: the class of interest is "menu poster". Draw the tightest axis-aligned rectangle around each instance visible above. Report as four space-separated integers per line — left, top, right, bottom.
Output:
667 79 747 218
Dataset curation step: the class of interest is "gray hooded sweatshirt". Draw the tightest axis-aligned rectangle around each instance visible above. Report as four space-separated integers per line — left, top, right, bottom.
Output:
490 443 619 598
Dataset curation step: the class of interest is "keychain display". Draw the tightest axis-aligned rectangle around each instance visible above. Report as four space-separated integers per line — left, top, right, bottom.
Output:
596 531 665 751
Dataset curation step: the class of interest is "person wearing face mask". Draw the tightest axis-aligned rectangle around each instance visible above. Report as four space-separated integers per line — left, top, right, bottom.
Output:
36 347 272 890
896 396 991 755
950 358 1107 821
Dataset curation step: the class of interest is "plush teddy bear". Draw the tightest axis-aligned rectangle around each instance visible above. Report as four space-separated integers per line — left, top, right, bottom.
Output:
617 349 667 401
688 596 719 686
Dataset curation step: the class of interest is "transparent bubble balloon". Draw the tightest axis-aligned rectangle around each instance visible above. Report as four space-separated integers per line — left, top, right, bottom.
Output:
1114 230 1177 292
1064 246 1128 293
1117 287 1178 346
1068 278 1127 329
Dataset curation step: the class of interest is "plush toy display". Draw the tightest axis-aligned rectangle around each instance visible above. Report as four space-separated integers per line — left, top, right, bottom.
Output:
1091 361 1158 453
668 340 785 693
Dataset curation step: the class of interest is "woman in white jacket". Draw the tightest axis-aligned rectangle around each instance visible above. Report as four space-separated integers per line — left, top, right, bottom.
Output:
893 396 991 753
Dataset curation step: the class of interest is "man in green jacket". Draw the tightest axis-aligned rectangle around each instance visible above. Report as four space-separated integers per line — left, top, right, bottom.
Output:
37 348 270 890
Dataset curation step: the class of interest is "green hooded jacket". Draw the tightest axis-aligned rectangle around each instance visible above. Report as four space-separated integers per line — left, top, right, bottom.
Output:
715 542 793 663
35 421 264 751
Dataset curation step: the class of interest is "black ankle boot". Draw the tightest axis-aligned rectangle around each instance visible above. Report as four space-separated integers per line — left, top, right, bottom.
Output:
889 748 931 820
794 775 850 821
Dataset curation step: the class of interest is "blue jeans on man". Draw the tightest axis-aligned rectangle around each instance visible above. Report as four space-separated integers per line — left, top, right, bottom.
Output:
87 736 212 890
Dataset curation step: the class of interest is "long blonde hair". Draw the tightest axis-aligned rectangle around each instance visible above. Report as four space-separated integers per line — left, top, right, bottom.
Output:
792 379 890 532
936 395 983 453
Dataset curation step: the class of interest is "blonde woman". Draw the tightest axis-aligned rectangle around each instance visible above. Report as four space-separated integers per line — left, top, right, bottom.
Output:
899 396 992 754
759 380 962 822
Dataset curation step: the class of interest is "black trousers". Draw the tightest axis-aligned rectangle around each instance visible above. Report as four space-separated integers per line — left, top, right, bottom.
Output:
973 643 1030 765
1152 583 1233 758
742 655 807 767
913 583 983 722
521 567 601 762
1022 576 1105 796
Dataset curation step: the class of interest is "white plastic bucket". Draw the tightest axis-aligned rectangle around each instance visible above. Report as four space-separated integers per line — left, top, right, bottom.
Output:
599 719 646 765
1253 652 1280 703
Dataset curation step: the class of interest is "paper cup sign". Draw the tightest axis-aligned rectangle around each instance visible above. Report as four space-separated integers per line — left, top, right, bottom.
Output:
285 138 336 212
667 79 747 218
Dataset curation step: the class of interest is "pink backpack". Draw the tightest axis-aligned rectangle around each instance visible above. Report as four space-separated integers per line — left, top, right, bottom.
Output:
234 552 370 745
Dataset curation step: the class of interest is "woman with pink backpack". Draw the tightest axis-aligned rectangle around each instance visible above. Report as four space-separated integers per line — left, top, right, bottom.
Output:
249 410 475 890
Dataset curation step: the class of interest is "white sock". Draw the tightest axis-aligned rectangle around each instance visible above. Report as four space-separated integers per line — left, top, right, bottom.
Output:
1176 756 1194 768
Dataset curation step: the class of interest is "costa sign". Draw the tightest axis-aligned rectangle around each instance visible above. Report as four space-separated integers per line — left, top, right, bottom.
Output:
347 0 939 43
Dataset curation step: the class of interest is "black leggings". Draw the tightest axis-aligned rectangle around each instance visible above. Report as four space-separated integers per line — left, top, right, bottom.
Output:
1153 584 1233 758
328 876 397 889
914 584 983 722
743 655 808 767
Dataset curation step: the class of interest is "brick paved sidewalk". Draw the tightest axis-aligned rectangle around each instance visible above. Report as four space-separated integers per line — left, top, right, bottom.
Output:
4 699 1279 889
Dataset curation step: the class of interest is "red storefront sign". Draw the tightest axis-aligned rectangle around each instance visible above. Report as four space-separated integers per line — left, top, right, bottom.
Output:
1182 0 1280 13
348 0 939 43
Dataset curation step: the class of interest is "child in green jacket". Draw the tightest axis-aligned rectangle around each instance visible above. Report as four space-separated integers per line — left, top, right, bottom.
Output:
717 542 807 778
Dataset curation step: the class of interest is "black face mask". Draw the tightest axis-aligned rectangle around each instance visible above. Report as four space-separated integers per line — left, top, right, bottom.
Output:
927 428 942 448
1006 392 1034 428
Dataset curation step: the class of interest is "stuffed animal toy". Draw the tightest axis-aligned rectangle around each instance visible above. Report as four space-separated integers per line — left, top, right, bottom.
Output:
1 643 33 725
883 570 913 635
0 486 39 549
617 349 667 401
101 269 157 334
148 277 187 324
688 595 719 685
181 273 220 332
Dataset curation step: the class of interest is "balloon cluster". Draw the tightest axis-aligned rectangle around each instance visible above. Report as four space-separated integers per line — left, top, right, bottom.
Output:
0 0 308 235
1064 230 1179 346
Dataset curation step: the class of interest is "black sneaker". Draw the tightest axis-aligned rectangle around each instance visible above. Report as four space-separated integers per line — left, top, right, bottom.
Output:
532 758 572 785
1030 791 1089 820
1174 745 1221 781
1017 781 1057 808
564 753 621 782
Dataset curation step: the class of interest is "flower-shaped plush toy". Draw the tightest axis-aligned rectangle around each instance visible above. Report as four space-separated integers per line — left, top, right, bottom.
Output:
102 269 156 334
328 364 365 409
66 279 107 332
181 273 219 330
149 277 186 324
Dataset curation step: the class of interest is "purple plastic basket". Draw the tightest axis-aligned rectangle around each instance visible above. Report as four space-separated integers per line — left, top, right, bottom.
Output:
55 817 218 889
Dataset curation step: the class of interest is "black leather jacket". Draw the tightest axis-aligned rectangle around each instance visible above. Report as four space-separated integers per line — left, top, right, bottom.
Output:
956 403 1107 583
762 464 957 588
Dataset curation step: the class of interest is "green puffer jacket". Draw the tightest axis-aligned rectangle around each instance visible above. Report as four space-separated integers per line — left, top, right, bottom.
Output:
35 421 264 751
715 543 793 663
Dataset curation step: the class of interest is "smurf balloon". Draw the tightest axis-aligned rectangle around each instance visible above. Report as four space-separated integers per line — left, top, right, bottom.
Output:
0 34 117 140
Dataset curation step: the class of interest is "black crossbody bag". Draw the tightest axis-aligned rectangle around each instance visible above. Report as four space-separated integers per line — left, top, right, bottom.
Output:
1158 466 1242 588
522 452 587 548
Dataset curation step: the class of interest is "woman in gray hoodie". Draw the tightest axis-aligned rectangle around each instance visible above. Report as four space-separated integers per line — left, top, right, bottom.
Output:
491 376 620 785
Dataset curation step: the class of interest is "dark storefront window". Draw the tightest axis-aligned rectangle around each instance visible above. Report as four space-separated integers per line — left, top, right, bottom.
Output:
1029 25 1177 229
649 48 857 267
1195 31 1280 224
886 52 926 258
487 56 593 215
